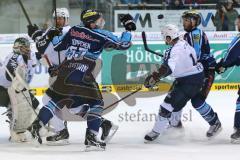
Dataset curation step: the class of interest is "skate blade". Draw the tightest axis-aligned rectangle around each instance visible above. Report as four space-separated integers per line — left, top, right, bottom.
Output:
104 125 119 143
84 145 106 152
231 138 240 144
46 139 70 146
207 127 223 140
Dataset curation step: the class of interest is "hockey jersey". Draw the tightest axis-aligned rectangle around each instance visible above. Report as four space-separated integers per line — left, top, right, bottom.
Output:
163 39 203 78
53 25 132 60
184 28 216 69
36 25 71 65
222 33 240 67
0 52 37 88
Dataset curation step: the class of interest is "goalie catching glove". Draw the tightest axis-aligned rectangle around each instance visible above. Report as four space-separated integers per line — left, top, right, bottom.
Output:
144 64 172 88
119 14 136 31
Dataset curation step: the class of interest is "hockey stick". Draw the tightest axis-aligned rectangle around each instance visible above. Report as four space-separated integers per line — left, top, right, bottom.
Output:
142 31 163 57
17 0 32 25
52 0 61 65
103 87 142 111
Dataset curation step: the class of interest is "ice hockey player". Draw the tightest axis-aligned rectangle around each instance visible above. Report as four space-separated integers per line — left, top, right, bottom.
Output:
143 24 220 142
27 9 135 151
27 7 72 145
169 10 222 138
215 15 240 143
0 37 38 142
28 8 119 145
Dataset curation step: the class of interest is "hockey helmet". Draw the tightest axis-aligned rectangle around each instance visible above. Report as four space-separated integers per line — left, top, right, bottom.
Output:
53 8 70 26
161 24 181 42
182 10 201 26
81 9 103 26
53 8 70 19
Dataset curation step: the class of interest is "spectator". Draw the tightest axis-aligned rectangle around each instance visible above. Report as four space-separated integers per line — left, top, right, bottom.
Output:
120 0 142 4
167 0 184 9
184 0 206 4
212 0 239 31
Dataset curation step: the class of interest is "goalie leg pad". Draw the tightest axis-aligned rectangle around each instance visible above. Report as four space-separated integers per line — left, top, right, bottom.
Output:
8 87 37 133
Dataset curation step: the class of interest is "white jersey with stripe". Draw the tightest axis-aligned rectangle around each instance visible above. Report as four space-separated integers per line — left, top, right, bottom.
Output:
44 25 71 65
163 39 203 78
0 52 37 88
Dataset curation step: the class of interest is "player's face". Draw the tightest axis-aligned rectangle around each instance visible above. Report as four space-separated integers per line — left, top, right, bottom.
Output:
237 18 240 32
95 17 105 29
55 17 65 28
182 18 192 32
165 36 172 45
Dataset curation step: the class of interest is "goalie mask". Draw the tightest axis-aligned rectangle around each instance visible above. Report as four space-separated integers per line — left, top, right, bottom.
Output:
161 24 180 45
13 37 31 57
53 8 70 27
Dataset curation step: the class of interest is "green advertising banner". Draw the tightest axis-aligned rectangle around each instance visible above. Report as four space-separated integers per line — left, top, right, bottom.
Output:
101 43 240 87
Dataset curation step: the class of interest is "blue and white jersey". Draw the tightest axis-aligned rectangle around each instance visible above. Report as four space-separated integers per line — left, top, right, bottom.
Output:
163 40 203 78
222 33 240 67
184 28 210 60
0 52 37 88
53 25 132 61
184 28 215 68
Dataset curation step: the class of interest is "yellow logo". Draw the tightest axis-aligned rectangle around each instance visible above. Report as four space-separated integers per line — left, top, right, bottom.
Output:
83 11 97 19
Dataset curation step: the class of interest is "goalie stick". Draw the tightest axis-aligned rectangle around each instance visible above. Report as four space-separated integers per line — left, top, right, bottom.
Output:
142 31 163 57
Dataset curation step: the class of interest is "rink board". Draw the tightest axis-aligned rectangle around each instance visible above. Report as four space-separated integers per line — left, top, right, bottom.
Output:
0 32 240 95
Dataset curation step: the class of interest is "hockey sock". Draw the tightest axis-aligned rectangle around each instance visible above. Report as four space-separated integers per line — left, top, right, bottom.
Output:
38 105 54 125
170 110 182 126
152 114 169 134
234 100 240 128
87 105 103 133
194 101 217 126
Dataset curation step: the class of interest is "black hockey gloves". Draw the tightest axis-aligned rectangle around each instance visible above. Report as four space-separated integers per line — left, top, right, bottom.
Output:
215 59 226 74
27 24 43 41
48 65 59 77
120 14 136 31
47 27 62 41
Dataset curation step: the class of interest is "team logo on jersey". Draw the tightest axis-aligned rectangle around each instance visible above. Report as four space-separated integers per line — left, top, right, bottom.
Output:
70 29 100 42
193 34 200 42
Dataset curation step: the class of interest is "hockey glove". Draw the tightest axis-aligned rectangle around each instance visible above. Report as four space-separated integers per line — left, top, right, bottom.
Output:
47 27 62 41
144 64 172 88
119 14 136 31
27 24 39 37
215 59 226 74
48 65 59 77
27 24 43 41
144 72 160 88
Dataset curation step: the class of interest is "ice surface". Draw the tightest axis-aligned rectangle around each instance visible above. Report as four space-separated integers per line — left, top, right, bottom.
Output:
0 91 239 160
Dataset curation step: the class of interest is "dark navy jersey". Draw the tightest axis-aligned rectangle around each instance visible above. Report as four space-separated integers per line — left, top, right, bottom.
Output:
222 33 240 68
53 25 132 61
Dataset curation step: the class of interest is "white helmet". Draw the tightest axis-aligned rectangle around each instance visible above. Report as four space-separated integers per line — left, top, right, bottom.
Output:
53 8 70 18
161 24 180 41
